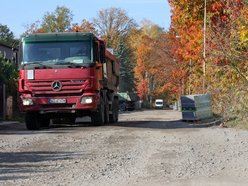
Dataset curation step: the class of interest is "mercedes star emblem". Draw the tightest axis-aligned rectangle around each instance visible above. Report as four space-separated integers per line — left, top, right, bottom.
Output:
51 81 62 91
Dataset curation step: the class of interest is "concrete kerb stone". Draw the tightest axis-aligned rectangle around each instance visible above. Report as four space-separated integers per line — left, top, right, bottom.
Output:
184 117 224 128
0 121 20 126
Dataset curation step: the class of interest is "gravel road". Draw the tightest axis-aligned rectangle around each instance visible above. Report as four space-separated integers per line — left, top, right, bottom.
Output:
1 110 248 186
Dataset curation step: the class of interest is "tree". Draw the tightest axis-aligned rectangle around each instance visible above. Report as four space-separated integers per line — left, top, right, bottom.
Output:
135 35 152 100
23 6 73 34
93 8 137 92
150 32 187 100
133 22 166 103
0 52 18 95
0 24 19 114
41 6 73 32
0 24 18 47
168 0 248 123
0 24 14 43
93 7 136 48
76 19 97 34
23 21 47 36
140 19 163 39
208 0 247 83
115 38 135 92
206 0 248 121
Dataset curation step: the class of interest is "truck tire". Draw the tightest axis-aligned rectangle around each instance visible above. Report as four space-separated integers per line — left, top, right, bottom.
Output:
115 98 119 122
52 118 62 124
40 117 50 128
69 117 76 125
104 101 110 124
110 98 118 123
25 112 41 130
91 96 105 126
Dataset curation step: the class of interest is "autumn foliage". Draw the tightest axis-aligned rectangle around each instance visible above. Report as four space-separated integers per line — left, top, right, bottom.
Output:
167 0 248 122
133 0 247 121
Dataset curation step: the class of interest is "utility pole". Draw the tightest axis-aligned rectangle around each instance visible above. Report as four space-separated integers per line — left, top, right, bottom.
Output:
203 0 207 93
188 59 192 95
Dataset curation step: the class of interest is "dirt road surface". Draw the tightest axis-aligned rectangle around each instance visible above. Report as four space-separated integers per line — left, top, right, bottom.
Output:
1 110 248 186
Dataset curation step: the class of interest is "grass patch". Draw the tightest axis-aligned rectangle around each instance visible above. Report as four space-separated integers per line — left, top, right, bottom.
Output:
226 118 248 129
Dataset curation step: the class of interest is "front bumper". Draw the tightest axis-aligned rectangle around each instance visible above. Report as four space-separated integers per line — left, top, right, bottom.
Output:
19 93 99 113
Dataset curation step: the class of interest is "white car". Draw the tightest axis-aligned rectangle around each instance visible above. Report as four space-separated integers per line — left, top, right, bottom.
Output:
155 99 164 109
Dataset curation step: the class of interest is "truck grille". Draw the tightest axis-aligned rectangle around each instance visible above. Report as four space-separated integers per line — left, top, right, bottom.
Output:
28 80 86 96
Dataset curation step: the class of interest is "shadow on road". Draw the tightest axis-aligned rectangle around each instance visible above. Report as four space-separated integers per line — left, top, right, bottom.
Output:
0 122 93 135
0 114 218 134
0 151 82 181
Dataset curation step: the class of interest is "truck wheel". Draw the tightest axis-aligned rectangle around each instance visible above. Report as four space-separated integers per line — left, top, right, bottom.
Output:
40 117 50 128
104 101 110 124
52 118 62 124
114 99 119 122
91 96 105 126
110 99 118 123
25 112 40 130
69 117 76 124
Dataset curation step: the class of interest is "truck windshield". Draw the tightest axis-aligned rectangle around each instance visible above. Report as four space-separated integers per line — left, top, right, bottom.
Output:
21 41 92 68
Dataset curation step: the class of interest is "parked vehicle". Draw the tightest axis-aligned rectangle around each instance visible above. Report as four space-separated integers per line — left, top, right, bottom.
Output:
18 29 119 130
118 92 138 111
155 99 164 109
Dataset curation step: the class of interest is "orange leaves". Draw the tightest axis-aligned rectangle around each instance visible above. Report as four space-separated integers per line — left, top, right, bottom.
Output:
77 19 96 34
134 32 164 99
169 0 207 94
210 0 244 26
137 80 148 99
210 1 225 13
134 35 153 99
33 28 46 33
134 29 189 100
213 59 230 66
168 0 248 120
135 36 151 78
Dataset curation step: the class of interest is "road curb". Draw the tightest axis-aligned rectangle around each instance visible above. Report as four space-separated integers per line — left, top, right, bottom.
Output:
183 118 223 128
0 121 20 126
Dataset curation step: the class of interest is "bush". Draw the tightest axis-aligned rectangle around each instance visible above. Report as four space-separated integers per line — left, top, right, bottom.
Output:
142 100 152 109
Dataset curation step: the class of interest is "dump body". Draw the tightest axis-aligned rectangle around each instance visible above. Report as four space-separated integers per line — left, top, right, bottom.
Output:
18 32 119 130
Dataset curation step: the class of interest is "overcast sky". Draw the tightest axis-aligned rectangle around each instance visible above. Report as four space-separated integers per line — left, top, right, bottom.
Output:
0 0 171 37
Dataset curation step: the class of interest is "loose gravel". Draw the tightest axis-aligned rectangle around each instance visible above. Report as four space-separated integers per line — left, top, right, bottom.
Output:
1 110 248 186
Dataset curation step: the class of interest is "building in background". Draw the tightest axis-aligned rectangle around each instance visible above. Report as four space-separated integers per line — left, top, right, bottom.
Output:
0 42 16 60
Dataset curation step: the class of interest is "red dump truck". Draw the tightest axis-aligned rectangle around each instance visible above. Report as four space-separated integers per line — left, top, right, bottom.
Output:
18 31 119 130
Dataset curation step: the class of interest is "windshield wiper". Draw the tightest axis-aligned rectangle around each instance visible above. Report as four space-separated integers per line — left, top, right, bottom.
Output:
55 61 87 68
22 61 49 69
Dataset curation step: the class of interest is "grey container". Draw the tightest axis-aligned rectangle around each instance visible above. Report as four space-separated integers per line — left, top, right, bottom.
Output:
181 94 213 121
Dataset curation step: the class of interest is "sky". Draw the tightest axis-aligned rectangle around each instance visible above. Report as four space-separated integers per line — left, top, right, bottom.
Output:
0 0 171 38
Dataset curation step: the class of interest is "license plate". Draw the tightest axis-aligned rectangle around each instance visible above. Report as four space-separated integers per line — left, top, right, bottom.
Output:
49 98 66 104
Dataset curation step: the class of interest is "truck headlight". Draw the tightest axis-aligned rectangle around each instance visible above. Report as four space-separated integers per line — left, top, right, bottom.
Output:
81 96 93 104
22 98 34 106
